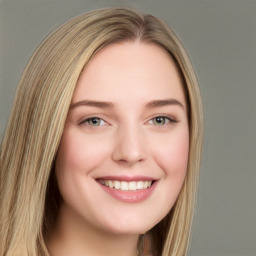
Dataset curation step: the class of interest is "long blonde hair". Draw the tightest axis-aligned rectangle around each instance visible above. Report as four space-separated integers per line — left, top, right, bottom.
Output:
0 7 203 256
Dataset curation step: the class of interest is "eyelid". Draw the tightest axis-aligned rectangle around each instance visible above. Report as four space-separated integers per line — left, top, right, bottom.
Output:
77 114 178 127
146 114 178 125
78 115 109 126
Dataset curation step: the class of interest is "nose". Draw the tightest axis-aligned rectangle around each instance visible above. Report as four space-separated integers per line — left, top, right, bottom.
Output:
112 124 146 165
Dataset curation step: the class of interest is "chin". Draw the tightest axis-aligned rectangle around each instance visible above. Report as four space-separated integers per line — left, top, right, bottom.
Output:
105 224 152 236
100 212 163 236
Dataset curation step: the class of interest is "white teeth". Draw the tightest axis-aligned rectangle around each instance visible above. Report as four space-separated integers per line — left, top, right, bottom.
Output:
120 181 129 190
143 181 149 189
99 179 153 191
108 180 114 188
137 181 144 190
113 180 120 189
129 181 137 191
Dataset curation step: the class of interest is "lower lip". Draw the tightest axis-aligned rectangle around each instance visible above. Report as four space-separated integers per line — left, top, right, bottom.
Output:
98 181 157 203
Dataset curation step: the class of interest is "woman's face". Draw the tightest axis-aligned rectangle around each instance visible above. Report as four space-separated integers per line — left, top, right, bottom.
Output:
55 41 189 235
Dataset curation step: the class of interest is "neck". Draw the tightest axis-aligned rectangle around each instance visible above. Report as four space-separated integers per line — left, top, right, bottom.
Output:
46 205 139 256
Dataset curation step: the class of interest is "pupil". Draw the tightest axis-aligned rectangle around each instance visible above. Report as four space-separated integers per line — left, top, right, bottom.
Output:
155 117 164 124
156 117 164 124
91 118 99 125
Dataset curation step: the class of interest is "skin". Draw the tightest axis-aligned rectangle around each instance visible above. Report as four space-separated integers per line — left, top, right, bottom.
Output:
47 41 189 256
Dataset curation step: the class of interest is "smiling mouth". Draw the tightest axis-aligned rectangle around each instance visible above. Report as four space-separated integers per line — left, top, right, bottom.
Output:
98 179 154 191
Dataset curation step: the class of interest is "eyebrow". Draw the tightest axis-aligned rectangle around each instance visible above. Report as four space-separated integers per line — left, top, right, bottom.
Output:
69 98 184 110
145 98 185 109
70 100 114 110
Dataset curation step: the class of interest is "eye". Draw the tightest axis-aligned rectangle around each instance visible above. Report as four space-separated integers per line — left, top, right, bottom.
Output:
149 116 176 126
81 117 107 126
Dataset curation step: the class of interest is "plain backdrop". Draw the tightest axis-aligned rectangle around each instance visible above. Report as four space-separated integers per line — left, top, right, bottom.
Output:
0 1 255 255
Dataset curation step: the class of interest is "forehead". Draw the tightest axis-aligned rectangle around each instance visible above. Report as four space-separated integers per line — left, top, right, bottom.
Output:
72 41 186 106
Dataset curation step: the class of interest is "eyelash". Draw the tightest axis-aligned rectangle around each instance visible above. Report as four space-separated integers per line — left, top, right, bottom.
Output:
79 117 108 127
79 115 177 127
148 116 177 126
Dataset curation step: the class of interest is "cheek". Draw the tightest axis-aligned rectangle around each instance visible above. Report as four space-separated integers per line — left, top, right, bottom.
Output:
153 128 189 180
56 127 110 175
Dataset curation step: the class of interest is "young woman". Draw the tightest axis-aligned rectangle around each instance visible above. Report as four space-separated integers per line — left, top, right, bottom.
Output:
0 7 203 256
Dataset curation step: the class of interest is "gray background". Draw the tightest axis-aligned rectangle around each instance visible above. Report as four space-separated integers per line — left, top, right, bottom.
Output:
0 0 255 255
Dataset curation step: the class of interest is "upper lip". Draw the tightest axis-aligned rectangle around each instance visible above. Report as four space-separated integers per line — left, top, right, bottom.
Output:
96 175 157 182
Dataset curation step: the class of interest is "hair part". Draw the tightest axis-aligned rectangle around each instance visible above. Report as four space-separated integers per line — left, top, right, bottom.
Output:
0 7 203 256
